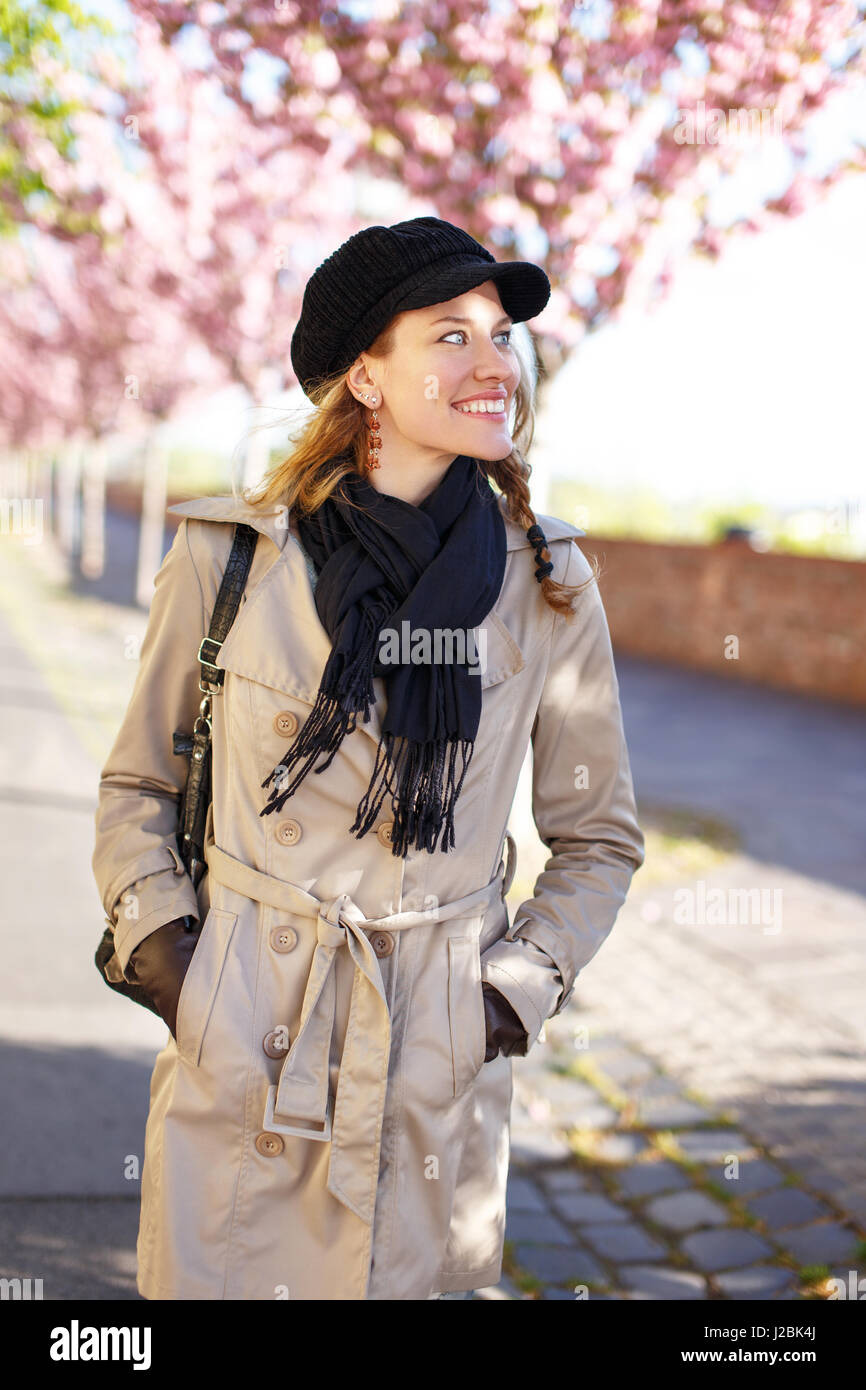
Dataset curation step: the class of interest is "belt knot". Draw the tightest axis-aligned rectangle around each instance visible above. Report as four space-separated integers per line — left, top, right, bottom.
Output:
316 892 363 949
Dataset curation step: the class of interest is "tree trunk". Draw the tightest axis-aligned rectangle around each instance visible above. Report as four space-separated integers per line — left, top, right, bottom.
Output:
525 332 569 516
136 434 168 608
56 438 83 562
81 439 108 579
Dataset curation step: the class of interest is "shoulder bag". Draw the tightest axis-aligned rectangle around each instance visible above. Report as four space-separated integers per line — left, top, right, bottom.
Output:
93 521 259 1015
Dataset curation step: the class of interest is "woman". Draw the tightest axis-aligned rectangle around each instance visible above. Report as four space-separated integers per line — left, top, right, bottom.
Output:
92 215 645 1301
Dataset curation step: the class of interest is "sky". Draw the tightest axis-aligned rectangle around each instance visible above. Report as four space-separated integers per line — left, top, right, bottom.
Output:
533 169 866 514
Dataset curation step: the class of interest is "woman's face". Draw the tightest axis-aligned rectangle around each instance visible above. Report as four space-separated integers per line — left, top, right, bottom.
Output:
351 280 521 469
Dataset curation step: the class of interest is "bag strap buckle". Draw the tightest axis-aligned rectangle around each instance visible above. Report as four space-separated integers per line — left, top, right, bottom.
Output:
197 635 225 695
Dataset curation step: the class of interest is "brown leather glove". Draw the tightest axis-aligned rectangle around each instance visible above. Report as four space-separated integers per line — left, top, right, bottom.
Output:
127 918 200 1041
482 982 528 1061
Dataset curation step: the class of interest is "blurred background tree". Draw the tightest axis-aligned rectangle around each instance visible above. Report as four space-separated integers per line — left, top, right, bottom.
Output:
2 0 865 560
0 0 115 237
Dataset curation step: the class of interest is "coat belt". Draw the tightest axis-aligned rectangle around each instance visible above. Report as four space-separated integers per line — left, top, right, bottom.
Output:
203 840 509 1227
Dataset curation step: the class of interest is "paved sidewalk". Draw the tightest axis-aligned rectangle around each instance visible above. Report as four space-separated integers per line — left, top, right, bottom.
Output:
473 1004 865 1301
616 655 866 897
1 532 863 1301
0 537 165 1300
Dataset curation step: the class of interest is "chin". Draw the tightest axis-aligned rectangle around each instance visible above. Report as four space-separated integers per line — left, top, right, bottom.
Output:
461 439 513 462
451 427 513 458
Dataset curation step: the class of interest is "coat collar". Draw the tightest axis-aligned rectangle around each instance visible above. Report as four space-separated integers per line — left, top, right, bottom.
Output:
167 491 584 751
167 490 585 553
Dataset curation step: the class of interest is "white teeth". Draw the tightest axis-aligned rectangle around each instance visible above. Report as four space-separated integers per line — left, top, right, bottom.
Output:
455 399 506 414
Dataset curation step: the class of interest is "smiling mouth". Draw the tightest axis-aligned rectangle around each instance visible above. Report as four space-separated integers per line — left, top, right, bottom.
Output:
451 400 507 416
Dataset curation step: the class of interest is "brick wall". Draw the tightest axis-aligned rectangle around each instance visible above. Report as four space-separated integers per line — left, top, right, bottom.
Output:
576 534 866 707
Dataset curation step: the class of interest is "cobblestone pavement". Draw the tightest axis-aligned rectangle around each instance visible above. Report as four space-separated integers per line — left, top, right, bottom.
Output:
471 803 866 1298
1 532 864 1302
573 865 866 1220
467 1014 866 1300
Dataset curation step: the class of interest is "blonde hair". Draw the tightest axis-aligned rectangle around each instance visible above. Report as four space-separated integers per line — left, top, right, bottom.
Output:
239 319 599 616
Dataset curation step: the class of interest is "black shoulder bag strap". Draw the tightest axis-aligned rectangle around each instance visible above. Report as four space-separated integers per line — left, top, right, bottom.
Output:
94 521 259 1015
173 521 259 888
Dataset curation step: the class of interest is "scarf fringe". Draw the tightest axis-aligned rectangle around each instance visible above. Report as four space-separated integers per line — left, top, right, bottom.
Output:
260 630 381 817
350 733 475 856
260 689 361 815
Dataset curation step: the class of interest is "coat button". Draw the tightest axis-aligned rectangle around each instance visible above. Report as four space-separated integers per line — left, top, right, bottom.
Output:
262 1028 290 1059
273 710 298 738
269 925 298 953
369 930 395 959
255 1132 284 1157
376 821 394 848
275 819 302 846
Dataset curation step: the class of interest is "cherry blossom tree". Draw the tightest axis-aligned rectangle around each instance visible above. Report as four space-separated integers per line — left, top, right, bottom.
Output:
109 15 359 483
5 0 865 490
1 16 359 577
126 0 866 374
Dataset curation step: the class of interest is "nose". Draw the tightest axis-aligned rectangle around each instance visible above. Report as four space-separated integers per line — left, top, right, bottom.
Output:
469 337 514 385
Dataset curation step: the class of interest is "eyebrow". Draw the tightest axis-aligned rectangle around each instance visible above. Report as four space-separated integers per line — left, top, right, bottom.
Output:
429 314 513 329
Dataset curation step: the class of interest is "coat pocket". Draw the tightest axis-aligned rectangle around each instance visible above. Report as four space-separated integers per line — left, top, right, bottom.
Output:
447 933 487 1098
175 906 238 1067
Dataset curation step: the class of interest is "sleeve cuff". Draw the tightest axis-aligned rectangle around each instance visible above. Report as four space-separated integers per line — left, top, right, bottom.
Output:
480 937 565 1051
109 866 200 975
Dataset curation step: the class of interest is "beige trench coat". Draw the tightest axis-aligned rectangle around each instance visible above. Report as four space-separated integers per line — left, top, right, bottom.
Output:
92 489 644 1301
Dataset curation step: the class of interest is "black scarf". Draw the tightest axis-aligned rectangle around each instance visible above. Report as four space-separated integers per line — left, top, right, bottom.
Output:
260 454 507 856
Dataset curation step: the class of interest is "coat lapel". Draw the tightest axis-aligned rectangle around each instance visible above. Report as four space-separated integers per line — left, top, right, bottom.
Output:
167 491 583 752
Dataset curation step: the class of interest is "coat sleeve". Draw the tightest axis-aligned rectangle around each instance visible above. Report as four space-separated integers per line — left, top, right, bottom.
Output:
92 517 209 978
480 537 645 1051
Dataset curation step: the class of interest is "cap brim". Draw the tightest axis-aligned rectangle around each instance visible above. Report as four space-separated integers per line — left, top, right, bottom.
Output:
392 257 550 324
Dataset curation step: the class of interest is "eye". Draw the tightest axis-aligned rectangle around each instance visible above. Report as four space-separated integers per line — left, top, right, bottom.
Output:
439 329 514 345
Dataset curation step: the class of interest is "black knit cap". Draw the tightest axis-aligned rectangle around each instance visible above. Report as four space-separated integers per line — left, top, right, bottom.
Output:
291 215 551 399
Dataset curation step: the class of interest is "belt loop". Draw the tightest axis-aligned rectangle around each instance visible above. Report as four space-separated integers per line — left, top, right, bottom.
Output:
501 831 517 897
167 844 186 876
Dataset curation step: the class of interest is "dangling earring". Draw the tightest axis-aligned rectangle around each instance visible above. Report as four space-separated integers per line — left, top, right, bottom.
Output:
360 392 382 470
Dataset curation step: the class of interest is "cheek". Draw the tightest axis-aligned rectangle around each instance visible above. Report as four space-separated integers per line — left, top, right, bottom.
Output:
431 369 463 410
398 374 456 415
